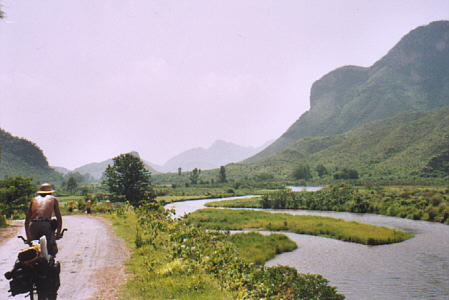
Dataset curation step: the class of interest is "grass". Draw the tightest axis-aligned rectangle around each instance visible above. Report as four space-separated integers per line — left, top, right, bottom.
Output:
156 195 207 204
226 232 297 265
205 197 263 208
187 208 413 245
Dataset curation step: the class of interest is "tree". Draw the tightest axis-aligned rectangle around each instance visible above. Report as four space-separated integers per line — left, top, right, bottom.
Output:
316 164 328 178
292 164 313 180
66 176 78 194
178 167 182 175
0 176 36 215
189 168 199 184
333 168 359 180
103 153 155 206
219 166 227 183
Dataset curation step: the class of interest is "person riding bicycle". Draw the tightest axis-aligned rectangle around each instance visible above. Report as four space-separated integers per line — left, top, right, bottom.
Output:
24 183 62 257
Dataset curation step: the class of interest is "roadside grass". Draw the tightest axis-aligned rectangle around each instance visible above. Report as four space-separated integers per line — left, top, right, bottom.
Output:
103 206 343 299
187 208 413 245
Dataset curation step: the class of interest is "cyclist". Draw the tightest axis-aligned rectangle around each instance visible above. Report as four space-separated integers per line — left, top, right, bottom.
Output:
24 183 62 256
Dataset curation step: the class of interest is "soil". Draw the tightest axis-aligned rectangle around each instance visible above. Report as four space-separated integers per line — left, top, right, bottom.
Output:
0 215 129 300
0 220 23 246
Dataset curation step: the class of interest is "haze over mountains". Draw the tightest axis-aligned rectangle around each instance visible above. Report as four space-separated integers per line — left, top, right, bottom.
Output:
54 140 272 180
156 140 272 173
1 21 449 183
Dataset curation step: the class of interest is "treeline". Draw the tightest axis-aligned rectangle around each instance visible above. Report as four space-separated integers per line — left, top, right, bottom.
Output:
261 183 449 225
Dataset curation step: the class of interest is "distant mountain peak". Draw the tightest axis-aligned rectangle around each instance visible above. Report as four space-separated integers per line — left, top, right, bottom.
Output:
159 139 270 172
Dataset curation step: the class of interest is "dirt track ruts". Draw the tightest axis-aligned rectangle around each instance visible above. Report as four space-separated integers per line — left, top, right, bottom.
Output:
0 215 129 300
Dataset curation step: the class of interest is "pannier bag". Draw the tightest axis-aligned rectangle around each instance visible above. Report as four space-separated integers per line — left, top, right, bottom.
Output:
4 245 40 296
4 261 33 296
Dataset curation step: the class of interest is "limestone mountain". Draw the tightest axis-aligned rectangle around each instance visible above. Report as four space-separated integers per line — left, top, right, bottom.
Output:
160 140 271 173
247 20 449 163
0 128 62 183
228 106 449 181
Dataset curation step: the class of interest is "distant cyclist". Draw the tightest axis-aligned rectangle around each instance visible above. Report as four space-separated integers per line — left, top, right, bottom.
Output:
24 183 63 256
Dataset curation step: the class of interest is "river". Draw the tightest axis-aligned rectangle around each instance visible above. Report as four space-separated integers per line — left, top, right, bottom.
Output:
165 187 449 300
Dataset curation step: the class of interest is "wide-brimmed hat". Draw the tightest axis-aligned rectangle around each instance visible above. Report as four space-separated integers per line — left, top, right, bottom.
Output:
37 183 55 194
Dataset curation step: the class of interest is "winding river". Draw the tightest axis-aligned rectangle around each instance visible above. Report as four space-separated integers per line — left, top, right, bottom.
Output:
165 188 449 300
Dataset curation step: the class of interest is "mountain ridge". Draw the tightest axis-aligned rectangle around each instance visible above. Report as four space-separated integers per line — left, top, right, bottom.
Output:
159 139 271 172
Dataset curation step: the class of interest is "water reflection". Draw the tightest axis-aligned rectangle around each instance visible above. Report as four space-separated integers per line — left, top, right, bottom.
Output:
166 188 449 299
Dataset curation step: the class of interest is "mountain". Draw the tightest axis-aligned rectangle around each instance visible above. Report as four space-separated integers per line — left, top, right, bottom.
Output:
247 21 449 163
52 166 71 175
159 140 272 173
68 151 160 180
228 106 449 180
0 128 62 183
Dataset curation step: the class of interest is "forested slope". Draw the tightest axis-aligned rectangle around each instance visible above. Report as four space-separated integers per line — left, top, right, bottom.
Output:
0 129 61 183
228 106 449 182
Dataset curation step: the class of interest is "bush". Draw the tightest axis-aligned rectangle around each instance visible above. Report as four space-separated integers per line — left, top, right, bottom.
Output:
0 214 6 227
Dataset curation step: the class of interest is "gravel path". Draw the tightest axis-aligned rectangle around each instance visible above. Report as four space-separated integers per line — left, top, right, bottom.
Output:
0 215 129 300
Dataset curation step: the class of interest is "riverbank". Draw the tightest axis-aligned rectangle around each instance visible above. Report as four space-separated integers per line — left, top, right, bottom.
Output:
169 194 449 299
206 184 449 225
104 205 344 299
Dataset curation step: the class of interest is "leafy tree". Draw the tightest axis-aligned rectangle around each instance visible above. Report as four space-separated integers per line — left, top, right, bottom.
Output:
254 173 274 182
190 168 200 184
66 176 78 194
334 168 359 180
0 176 36 215
316 164 328 178
219 166 227 183
103 153 155 206
292 164 313 180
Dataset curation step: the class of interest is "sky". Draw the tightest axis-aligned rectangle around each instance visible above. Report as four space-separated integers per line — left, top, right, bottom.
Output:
1 1 448 170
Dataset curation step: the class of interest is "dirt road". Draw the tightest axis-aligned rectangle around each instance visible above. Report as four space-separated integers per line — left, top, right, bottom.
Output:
0 215 129 299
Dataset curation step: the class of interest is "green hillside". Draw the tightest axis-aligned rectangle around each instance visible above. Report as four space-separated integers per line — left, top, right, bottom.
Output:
227 106 449 182
248 21 449 163
0 129 62 183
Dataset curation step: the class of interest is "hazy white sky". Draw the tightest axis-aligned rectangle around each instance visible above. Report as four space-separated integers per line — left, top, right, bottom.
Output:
1 1 448 169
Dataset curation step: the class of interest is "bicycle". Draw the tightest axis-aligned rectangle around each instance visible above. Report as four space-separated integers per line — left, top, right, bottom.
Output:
4 221 67 300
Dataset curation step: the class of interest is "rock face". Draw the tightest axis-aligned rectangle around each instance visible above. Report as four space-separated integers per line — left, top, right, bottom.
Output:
248 21 449 163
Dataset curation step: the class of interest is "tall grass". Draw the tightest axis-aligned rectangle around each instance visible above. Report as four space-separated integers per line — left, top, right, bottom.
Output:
205 197 262 208
187 208 413 245
227 232 297 265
